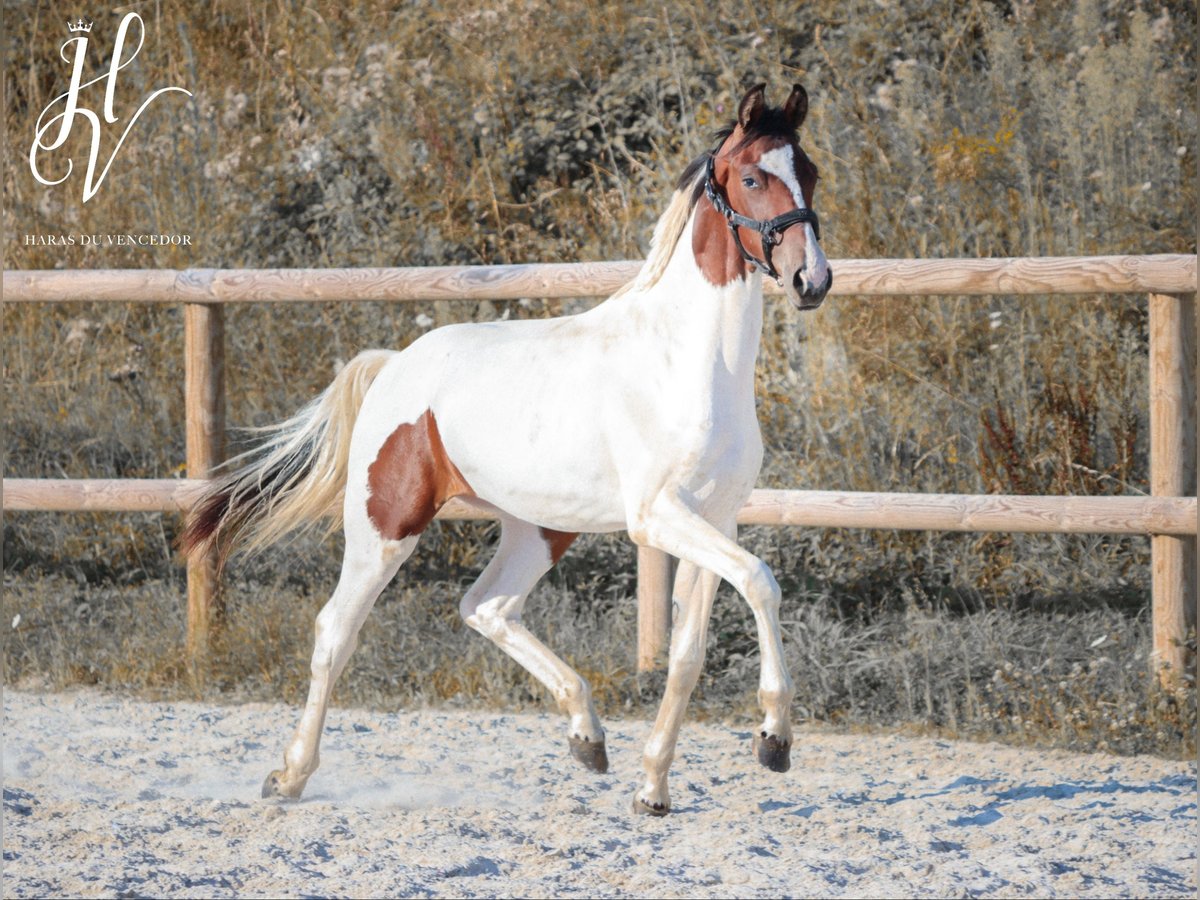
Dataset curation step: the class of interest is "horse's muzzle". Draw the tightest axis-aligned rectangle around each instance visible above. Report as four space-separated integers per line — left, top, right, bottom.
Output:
790 267 832 311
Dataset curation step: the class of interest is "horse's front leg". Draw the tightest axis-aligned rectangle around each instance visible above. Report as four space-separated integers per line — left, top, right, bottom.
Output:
634 558 720 816
631 495 795 803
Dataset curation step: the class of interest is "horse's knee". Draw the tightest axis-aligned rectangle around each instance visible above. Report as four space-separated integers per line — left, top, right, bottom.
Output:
626 509 671 550
744 561 781 614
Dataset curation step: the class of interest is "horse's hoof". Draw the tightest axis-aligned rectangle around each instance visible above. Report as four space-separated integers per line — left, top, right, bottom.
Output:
753 731 791 773
568 734 609 774
261 769 302 800
632 794 670 817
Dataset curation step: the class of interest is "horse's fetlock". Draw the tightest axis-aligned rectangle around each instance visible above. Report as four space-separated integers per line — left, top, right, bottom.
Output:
558 678 582 704
758 684 794 710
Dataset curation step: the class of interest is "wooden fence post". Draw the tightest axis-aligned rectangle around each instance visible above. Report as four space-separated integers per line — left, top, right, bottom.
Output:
1149 293 1196 685
184 303 226 665
636 546 674 672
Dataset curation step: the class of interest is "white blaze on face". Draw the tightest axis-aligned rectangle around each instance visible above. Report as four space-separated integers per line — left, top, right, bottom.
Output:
757 145 829 290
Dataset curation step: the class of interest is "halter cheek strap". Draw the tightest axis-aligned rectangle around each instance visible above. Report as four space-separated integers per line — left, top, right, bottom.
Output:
703 154 821 281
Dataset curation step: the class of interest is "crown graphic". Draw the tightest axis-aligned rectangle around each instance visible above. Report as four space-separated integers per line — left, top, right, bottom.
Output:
68 18 93 33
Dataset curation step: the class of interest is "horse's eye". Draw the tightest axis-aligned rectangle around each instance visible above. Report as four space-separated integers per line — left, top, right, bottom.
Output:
742 176 759 189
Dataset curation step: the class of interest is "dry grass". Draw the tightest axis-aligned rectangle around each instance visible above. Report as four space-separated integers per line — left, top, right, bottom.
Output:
3 1 1195 755
5 548 1193 759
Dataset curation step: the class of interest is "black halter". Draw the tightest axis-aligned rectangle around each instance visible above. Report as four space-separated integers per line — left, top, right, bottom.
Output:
703 154 821 281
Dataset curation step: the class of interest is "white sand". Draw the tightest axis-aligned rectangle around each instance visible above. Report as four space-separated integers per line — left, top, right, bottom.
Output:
3 689 1195 898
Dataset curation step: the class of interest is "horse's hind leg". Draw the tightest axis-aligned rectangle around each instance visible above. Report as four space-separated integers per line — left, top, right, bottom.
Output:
460 517 607 772
261 529 416 800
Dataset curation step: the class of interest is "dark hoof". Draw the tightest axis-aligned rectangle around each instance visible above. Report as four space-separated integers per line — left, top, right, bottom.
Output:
568 734 609 774
753 732 791 773
632 795 670 817
261 769 300 800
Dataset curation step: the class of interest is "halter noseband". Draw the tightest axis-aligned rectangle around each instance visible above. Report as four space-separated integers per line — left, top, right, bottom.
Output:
703 154 821 281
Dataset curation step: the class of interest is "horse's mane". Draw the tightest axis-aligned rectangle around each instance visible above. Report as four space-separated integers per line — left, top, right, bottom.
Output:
611 153 710 298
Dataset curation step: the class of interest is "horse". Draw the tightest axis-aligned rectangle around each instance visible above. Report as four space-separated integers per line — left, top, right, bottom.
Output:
180 82 831 816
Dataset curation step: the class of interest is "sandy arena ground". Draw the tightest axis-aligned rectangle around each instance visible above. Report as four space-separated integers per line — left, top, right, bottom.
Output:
2 689 1195 898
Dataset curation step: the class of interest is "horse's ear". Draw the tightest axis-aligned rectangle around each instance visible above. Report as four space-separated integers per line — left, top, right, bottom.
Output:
738 83 767 130
784 84 808 130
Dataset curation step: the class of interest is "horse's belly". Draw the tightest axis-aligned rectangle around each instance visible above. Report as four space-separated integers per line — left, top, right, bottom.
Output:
451 438 628 532
433 375 629 532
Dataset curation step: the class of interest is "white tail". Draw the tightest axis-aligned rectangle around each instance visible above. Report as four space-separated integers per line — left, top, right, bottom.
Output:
179 350 393 566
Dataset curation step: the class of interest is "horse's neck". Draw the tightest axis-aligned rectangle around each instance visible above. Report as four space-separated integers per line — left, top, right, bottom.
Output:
648 210 764 385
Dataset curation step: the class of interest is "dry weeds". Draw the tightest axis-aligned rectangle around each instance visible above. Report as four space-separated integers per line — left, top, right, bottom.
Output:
3 1 1196 755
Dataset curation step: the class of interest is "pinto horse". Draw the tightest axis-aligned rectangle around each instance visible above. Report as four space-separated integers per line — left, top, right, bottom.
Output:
181 83 831 816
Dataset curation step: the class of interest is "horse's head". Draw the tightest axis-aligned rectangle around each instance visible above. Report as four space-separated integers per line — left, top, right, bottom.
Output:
702 83 831 310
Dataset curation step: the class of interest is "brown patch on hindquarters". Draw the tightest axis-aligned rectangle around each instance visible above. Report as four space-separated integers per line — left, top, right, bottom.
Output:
540 527 577 565
366 410 474 540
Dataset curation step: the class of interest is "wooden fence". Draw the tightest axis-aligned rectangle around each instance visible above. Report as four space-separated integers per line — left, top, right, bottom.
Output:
4 255 1197 681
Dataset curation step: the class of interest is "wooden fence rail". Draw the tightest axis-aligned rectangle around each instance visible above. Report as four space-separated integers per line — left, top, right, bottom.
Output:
4 254 1195 303
5 478 1196 534
3 255 1196 682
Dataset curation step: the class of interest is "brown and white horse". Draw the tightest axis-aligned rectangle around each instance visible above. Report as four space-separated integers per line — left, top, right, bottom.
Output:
181 83 831 816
